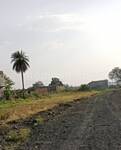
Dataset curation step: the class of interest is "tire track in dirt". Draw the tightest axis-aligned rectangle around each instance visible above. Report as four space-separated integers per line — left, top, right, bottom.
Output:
59 97 98 150
80 92 121 150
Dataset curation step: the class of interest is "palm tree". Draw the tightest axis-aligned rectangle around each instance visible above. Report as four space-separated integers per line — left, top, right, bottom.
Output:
11 50 30 98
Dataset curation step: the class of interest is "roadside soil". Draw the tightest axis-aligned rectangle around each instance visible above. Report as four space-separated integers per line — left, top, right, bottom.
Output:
1 90 121 150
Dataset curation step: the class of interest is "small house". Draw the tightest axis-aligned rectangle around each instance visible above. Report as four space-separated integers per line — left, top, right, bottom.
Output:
88 80 108 89
34 86 48 95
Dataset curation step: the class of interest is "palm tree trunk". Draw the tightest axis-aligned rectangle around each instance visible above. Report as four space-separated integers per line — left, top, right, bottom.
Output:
21 71 25 98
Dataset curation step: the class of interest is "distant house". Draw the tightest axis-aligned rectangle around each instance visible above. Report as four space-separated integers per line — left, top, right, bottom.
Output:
34 86 48 95
88 80 108 89
29 78 65 95
28 81 48 95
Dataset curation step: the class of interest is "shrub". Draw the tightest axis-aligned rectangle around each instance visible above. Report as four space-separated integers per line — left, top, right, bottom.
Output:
79 84 90 91
4 89 12 100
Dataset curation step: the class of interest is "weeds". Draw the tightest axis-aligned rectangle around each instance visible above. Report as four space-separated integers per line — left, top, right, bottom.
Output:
0 91 99 123
34 116 44 126
6 128 30 142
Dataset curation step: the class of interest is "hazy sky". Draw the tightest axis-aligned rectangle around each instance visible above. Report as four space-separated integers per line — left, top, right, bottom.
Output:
0 0 121 88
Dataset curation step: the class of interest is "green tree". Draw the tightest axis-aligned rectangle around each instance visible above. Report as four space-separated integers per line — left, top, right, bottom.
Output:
11 50 30 98
109 67 121 85
79 84 90 91
49 78 63 86
4 76 14 100
33 81 44 88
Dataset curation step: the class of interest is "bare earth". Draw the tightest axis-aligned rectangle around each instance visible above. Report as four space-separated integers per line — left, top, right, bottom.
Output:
17 90 121 149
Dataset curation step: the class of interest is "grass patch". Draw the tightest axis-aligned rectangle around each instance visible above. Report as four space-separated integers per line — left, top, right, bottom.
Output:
0 91 99 123
6 128 30 142
34 116 44 126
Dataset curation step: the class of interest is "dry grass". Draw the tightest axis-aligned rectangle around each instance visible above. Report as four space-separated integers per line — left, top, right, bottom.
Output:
0 91 98 123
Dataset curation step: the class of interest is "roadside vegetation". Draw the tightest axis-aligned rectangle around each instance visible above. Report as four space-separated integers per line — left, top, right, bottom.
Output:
0 91 98 123
79 84 90 91
6 128 30 142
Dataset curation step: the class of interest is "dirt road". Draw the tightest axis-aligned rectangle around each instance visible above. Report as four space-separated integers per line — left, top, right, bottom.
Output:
20 90 121 150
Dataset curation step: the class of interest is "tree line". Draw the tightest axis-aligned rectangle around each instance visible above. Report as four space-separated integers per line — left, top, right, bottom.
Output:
3 50 121 100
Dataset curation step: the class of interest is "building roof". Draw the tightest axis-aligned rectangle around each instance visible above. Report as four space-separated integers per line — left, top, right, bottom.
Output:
88 80 108 85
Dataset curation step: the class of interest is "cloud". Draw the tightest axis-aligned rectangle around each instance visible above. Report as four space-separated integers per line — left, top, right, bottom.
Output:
18 13 85 32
